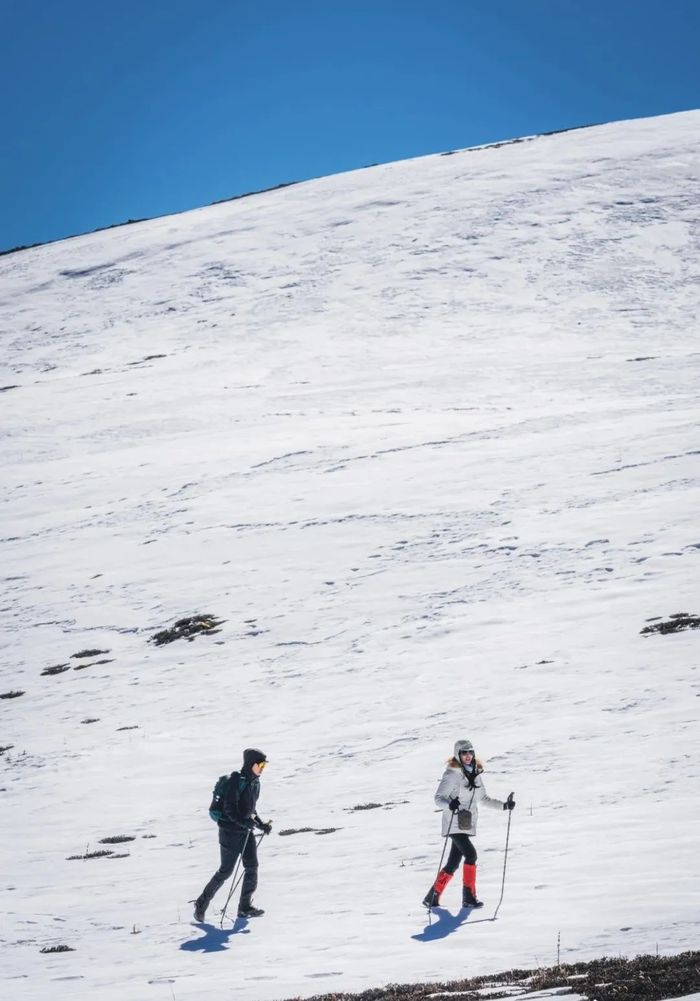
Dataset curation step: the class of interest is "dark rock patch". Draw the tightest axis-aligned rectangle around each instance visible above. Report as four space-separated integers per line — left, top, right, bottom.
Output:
40 944 75 953
641 612 700 635
128 353 167 366
80 718 99 724
0 744 14 754
99 835 135 844
41 664 71 676
278 826 340 837
0 690 24 699
116 725 139 731
149 613 224 646
71 648 110 659
0 385 19 392
74 658 114 671
348 801 408 812
67 849 116 860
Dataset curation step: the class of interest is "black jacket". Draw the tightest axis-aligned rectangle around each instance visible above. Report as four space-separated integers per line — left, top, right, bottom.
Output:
219 770 260 831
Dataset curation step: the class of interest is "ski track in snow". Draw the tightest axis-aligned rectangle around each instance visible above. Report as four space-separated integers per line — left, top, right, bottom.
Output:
1 111 699 1001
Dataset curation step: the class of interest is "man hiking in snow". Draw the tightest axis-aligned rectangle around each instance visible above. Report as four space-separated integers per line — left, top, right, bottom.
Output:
194 747 272 922
423 738 515 909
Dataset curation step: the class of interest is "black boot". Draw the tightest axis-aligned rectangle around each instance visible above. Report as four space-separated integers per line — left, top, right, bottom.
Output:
238 903 264 917
193 897 207 922
462 885 484 909
422 869 453 908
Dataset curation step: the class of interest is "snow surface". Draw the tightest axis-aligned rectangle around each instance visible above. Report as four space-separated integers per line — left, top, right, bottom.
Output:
1 109 699 1001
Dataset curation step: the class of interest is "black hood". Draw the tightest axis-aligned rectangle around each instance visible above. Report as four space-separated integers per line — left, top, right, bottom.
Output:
242 747 267 775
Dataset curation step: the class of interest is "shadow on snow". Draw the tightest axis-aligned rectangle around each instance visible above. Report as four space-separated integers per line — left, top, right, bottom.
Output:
180 917 250 952
412 906 494 942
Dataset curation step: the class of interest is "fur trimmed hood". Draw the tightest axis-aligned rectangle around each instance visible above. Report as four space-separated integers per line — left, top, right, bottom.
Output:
447 755 485 773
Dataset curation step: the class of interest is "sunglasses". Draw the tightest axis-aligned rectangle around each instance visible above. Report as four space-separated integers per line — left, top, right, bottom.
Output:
257 761 267 770
460 749 474 756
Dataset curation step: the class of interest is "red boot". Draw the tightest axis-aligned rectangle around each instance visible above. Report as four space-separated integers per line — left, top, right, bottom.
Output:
462 863 484 908
422 868 453 908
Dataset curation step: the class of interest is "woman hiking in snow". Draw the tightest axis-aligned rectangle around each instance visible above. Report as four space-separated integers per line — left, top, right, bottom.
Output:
194 748 272 922
423 738 515 909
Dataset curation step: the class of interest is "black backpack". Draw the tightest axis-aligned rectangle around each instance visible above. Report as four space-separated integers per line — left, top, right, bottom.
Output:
208 771 246 823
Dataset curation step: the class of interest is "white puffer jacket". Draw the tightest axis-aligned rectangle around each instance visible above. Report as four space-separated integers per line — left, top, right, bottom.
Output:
434 763 503 836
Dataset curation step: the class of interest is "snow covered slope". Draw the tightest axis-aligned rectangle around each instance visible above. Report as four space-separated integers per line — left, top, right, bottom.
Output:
1 109 699 1001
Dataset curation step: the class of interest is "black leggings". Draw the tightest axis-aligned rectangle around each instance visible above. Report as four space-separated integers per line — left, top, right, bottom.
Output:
444 833 477 873
199 827 259 910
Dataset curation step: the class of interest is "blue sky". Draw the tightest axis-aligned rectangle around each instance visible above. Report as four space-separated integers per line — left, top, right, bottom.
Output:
1 0 699 251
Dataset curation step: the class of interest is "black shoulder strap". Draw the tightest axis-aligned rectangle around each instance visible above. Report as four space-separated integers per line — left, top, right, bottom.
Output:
222 771 247 820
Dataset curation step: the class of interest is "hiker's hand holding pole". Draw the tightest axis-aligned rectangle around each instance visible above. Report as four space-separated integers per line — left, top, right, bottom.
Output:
255 815 272 835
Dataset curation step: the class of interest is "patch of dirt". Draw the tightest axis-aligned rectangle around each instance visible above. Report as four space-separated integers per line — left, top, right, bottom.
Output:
284 950 699 1001
641 612 700 635
149 613 224 646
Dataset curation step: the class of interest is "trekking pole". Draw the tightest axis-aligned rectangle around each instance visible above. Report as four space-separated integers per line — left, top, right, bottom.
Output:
219 830 266 928
492 793 514 921
427 808 456 926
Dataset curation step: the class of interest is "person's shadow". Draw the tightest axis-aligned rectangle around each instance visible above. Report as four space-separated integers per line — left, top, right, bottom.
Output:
412 906 493 942
180 917 250 953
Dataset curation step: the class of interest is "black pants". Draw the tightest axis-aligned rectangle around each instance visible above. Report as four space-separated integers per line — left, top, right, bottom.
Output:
198 827 258 911
444 833 477 873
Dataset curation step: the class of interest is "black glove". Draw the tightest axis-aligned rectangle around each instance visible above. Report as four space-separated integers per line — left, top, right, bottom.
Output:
503 792 515 811
448 796 460 812
255 816 272 834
